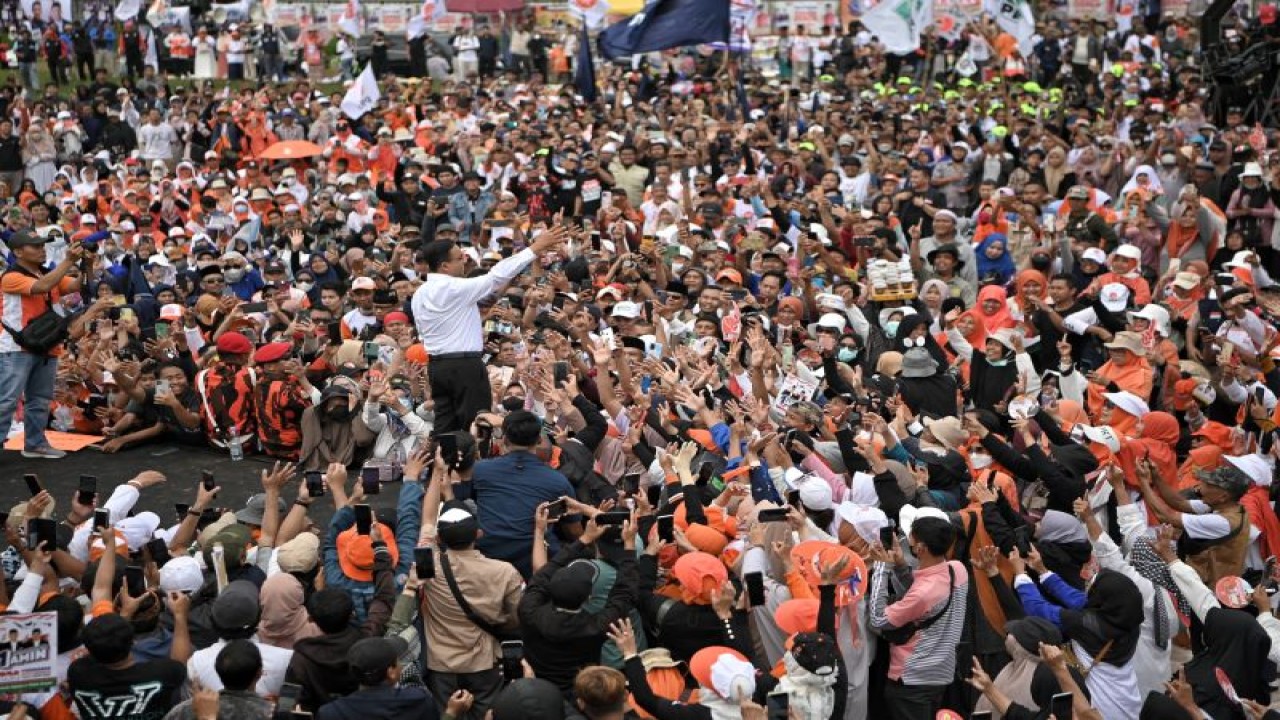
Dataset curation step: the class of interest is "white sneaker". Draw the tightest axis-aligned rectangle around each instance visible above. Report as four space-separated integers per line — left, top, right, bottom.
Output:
21 446 66 459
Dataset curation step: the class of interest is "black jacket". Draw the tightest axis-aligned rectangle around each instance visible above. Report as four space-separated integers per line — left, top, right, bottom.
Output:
316 684 439 720
518 540 638 693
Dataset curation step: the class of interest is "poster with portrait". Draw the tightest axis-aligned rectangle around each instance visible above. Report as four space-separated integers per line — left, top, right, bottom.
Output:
18 0 71 30
772 373 819 416
0 613 58 693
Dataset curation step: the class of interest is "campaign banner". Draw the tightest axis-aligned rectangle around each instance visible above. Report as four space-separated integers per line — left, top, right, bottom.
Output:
772 373 820 415
274 3 308 27
375 4 410 32
0 613 58 693
1066 0 1110 19
771 0 838 30
932 0 980 39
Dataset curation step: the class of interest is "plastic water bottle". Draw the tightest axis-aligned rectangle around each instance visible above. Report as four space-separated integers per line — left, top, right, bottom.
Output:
228 427 244 462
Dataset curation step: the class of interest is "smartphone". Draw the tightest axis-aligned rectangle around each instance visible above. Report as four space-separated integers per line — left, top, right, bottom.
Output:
438 433 458 468
971 712 994 720
174 503 190 521
1256 386 1267 405
156 379 171 395
1267 555 1279 595
1015 527 1032 558
744 571 766 607
327 321 343 345
361 465 381 495
278 682 302 714
596 510 630 526
500 640 524 681
23 474 41 497
621 473 642 495
414 546 436 579
766 692 789 719
657 514 675 543
553 361 570 388
77 474 97 505
288 713 314 720
552 294 567 312
363 341 380 362
879 522 896 550
545 498 568 521
124 565 146 597
155 322 171 339
354 504 373 535
757 507 790 523
304 471 326 498
640 374 652 394
28 518 56 551
240 302 268 313
93 508 110 531
146 537 171 566
201 470 216 492
1050 692 1072 720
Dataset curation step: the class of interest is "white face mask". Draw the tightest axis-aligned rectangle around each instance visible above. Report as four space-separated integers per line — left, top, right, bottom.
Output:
296 282 313 293
970 452 993 469
672 261 686 275
223 268 246 282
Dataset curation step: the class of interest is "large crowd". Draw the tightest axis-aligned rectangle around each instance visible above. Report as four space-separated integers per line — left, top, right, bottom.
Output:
3 3 1280 720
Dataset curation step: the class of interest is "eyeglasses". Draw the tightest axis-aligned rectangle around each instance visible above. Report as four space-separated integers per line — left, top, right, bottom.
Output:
203 277 225 284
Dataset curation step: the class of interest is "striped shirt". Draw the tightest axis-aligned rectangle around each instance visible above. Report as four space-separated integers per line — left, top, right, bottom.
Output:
869 559 969 686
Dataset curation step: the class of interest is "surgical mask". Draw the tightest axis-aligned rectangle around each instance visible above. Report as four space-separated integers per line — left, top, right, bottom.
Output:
501 396 525 412
987 358 1010 367
838 347 858 363
883 320 900 338
399 396 413 412
877 143 894 153
970 452 993 469
296 282 313 293
223 268 245 282
671 261 686 275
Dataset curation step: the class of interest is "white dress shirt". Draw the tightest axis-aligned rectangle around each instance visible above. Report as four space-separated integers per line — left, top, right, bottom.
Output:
188 638 292 696
411 248 536 354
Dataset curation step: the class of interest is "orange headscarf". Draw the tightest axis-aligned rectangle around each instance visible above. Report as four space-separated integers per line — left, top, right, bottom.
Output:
671 552 727 605
1013 269 1049 314
1177 445 1224 491
975 285 1016 334
1086 357 1154 420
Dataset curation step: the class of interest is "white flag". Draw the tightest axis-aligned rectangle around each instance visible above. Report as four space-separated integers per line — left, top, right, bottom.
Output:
985 0 1036 57
114 0 142 21
337 0 362 38
860 0 933 55
407 0 447 40
341 64 381 120
567 0 609 29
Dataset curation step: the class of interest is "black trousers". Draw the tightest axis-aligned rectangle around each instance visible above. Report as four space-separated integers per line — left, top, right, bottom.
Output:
428 356 491 434
884 681 946 720
427 668 502 720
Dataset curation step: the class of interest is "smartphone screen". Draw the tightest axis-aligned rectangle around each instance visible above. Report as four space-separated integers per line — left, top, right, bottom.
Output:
438 433 458 467
361 466 381 495
354 504 373 535
621 473 642 495
94 508 110 531
766 693 789 718
1050 693 1072 720
124 565 146 597
240 302 268 313
657 514 675 543
327 321 343 345
25 519 41 551
545 498 567 521
414 546 435 579
757 507 790 523
155 322 171 339
201 470 216 492
745 571 766 607
146 538 171 566
78 474 97 505
278 683 302 714
24 474 41 497
174 503 190 521
500 640 524 681
596 510 629 526
305 471 325 497
553 361 570 387
879 524 897 549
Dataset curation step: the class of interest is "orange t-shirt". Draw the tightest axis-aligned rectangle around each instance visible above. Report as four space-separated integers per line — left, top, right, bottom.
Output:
1 268 74 356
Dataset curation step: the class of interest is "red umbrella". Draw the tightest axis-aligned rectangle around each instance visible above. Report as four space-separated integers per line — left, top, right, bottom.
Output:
446 0 525 11
259 140 323 160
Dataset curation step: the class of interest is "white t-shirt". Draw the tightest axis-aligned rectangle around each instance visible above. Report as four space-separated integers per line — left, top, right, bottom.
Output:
226 38 246 63
188 639 292 696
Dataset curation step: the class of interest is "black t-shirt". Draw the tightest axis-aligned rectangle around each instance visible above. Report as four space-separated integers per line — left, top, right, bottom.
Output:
577 171 612 217
68 655 186 720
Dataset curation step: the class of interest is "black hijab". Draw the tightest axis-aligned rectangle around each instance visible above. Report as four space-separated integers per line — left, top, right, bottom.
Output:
1186 606 1274 720
1059 569 1144 666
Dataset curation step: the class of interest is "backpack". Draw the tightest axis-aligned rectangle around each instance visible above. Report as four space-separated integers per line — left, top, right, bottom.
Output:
1 267 70 355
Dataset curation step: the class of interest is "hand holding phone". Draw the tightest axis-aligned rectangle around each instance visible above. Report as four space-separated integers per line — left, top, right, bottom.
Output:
361 466 381 495
414 546 435 579
354 504 373 535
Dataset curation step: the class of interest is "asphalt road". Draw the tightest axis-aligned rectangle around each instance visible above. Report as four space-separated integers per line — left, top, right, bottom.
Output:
2 443 410 530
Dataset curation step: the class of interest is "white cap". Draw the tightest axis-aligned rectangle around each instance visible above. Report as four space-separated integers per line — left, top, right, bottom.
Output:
1081 425 1122 452
1225 453 1274 488
1127 304 1171 337
611 301 642 319
1081 247 1108 264
1113 244 1142 261
159 556 205 594
795 473 834 511
1099 282 1131 312
1103 391 1150 419
81 214 98 225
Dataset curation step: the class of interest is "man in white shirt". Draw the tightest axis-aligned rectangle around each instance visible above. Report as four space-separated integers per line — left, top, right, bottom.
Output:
187 580 292 697
452 28 480 79
411 225 566 432
137 109 179 171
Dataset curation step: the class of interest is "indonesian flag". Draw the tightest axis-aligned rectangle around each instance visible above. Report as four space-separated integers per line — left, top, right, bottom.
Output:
407 0 446 40
337 0 362 38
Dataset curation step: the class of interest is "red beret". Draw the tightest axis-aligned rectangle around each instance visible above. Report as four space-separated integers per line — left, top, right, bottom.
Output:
252 342 292 364
215 332 252 355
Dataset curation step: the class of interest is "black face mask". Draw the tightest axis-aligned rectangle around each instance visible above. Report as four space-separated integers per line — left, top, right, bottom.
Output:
501 396 525 412
325 405 357 422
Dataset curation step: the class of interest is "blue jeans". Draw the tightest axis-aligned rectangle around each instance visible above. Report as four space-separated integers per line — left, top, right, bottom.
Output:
0 351 57 451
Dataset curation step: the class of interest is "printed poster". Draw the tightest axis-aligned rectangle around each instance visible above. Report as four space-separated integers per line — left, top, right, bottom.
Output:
0 613 58 693
1066 0 1110 19
374 4 409 33
772 373 820 416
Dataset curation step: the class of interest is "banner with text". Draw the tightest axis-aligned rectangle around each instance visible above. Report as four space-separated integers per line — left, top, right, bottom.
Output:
0 613 58 693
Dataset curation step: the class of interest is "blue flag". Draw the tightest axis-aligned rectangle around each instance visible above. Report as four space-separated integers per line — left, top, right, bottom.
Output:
574 20 598 103
598 0 730 60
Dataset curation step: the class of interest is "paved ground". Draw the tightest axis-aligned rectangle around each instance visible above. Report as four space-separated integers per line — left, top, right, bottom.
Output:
2 444 409 529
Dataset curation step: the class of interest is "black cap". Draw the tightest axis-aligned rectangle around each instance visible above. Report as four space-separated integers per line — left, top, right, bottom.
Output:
348 636 409 684
7 231 43 247
490 678 567 720
436 501 480 546
548 559 598 609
